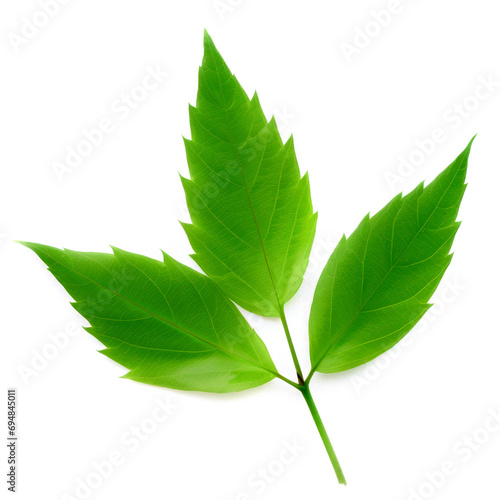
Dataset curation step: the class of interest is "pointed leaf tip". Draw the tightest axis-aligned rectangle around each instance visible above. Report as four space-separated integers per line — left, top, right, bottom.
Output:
203 29 216 51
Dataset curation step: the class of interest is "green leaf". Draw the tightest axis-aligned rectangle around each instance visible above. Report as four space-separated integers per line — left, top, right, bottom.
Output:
308 138 473 376
20 242 278 393
181 31 317 317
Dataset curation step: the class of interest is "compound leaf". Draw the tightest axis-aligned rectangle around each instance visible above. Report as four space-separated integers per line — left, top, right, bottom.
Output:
20 243 277 393
181 31 317 317
309 138 473 375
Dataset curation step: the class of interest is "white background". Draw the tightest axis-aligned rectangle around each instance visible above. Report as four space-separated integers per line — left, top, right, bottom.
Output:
2 1 500 499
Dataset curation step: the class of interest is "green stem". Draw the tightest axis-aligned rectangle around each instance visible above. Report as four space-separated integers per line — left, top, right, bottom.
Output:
278 305 304 384
301 383 347 485
277 307 345 483
274 372 302 390
305 368 315 385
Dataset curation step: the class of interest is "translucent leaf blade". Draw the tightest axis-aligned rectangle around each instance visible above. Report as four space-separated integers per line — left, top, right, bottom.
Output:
21 242 277 393
309 138 473 374
181 31 317 317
